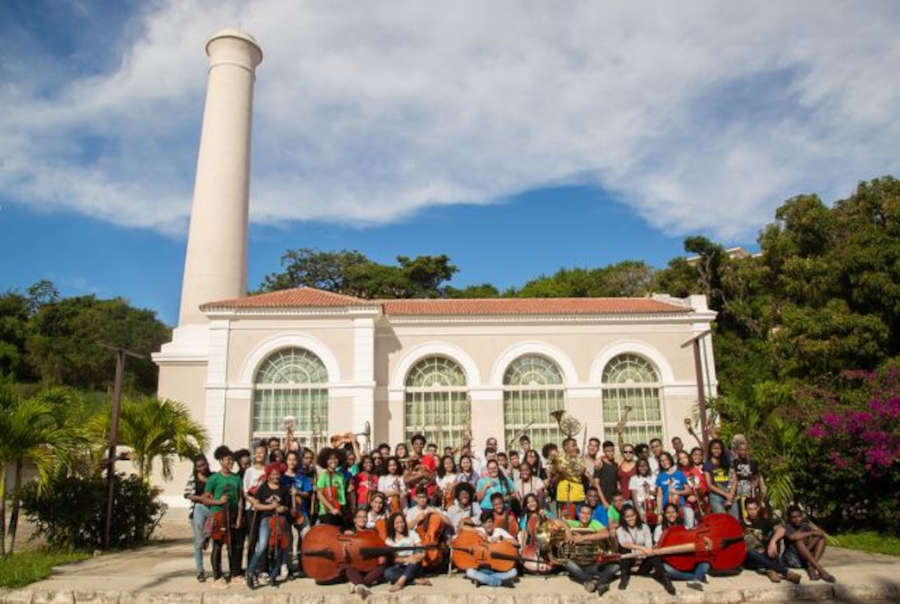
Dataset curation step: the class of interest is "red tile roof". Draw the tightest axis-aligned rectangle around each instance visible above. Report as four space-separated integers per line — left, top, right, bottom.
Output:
201 287 690 315
200 287 375 309
379 297 688 315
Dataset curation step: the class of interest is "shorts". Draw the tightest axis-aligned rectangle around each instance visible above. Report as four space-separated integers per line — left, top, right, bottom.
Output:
782 545 806 569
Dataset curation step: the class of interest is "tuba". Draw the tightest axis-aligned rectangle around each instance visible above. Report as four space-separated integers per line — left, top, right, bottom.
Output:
534 519 617 567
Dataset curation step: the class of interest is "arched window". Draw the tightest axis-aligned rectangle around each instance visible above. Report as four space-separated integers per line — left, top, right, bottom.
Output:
252 347 328 447
502 355 565 449
404 356 469 448
601 354 663 444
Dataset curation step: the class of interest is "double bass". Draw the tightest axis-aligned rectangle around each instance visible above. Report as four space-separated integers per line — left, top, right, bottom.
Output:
301 524 440 582
654 513 746 572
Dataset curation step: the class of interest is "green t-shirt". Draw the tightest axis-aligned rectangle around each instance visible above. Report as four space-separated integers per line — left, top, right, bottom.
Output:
607 506 621 525
204 472 242 515
316 471 346 515
567 519 604 531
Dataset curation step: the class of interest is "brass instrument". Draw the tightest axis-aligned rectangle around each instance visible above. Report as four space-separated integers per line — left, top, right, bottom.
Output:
550 409 583 440
534 519 617 566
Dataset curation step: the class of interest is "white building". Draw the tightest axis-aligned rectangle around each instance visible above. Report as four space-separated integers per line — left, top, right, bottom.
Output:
153 30 717 506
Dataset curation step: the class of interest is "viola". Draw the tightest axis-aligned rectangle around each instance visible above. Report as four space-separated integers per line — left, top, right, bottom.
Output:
415 511 447 569
450 530 520 573
521 513 553 574
654 513 746 572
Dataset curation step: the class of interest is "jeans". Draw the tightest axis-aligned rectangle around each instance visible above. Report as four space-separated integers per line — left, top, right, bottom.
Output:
247 517 287 577
564 560 619 584
682 505 696 528
384 562 421 584
709 492 734 515
466 567 517 586
663 561 709 581
745 548 789 575
191 504 210 574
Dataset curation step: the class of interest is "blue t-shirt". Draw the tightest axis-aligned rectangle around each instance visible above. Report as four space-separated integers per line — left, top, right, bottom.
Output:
656 469 688 506
592 505 609 527
519 509 555 532
476 476 514 510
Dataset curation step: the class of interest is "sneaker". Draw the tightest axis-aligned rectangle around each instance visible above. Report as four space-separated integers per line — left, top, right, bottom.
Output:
618 574 630 590
808 568 821 581
766 570 782 583
663 575 676 596
785 571 802 584
279 564 289 581
596 582 610 597
196 572 206 583
355 584 371 598
500 578 515 588
583 579 598 593
247 574 259 590
687 580 704 591
258 573 270 585
820 571 836 583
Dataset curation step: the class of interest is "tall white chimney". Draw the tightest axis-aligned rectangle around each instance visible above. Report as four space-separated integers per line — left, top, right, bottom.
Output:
178 29 263 325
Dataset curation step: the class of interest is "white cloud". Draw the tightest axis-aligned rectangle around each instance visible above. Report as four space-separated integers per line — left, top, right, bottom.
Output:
2 0 899 240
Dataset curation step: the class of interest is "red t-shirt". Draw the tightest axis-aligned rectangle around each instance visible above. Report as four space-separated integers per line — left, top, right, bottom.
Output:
353 472 378 506
618 463 637 499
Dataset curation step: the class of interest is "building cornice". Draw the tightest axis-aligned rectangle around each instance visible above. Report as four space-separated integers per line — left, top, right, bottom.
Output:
204 306 381 320
384 311 716 326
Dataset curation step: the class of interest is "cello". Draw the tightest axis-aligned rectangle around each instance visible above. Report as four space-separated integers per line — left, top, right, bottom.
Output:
450 529 520 573
653 513 746 572
415 512 447 569
520 513 553 574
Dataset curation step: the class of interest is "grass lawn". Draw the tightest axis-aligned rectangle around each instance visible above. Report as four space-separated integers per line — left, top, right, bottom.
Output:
0 549 91 589
833 531 900 556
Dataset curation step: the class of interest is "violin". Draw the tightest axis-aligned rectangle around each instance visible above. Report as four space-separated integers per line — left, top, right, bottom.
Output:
415 511 447 569
521 513 553 574
450 530 520 573
654 513 746 572
301 524 440 582
643 483 659 526
268 514 290 551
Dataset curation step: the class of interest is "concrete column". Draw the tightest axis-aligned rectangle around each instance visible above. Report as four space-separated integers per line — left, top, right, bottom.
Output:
178 30 263 325
352 317 376 433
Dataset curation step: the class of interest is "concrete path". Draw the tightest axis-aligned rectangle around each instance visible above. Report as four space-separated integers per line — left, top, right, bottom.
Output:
2 538 898 603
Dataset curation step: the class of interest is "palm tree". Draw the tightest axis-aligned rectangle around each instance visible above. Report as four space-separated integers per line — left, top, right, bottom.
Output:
0 385 85 555
94 396 207 482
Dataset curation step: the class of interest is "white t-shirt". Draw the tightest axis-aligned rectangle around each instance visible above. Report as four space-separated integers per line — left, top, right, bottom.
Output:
475 526 515 542
385 531 422 557
405 505 432 528
436 473 461 492
629 475 656 506
446 503 482 530
515 475 545 498
378 474 407 496
243 466 265 509
616 524 653 549
365 510 387 529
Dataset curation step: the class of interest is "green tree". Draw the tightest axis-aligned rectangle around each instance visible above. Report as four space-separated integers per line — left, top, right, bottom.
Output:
25 296 170 393
0 385 86 555
92 396 207 482
513 260 655 298
259 248 459 298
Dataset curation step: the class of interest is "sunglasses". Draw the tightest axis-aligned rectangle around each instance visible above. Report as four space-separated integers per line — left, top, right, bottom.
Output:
623 450 634 454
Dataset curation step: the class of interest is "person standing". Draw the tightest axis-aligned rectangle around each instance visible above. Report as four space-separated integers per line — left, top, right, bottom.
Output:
203 446 244 584
184 454 211 582
655 452 694 528
703 439 737 515
245 463 291 590
594 440 619 507
316 447 347 527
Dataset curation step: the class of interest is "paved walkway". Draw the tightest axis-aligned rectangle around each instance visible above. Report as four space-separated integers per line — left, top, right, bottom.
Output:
2 537 898 603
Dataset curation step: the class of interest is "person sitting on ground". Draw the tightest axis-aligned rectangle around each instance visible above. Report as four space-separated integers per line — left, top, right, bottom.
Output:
616 506 675 595
383 512 432 592
490 492 519 537
344 508 386 597
783 505 836 583
652 503 709 589
742 498 801 584
556 503 617 595
463 511 518 588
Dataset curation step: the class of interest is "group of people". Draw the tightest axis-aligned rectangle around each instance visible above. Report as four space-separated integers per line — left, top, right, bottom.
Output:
184 420 837 597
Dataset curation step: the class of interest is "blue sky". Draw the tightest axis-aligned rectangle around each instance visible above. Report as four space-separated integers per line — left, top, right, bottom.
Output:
2 1 899 325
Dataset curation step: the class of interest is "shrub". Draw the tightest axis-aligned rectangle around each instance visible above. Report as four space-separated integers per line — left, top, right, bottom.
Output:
21 473 165 549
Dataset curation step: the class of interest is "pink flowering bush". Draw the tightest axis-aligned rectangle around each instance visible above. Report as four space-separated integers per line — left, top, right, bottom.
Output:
802 365 900 532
